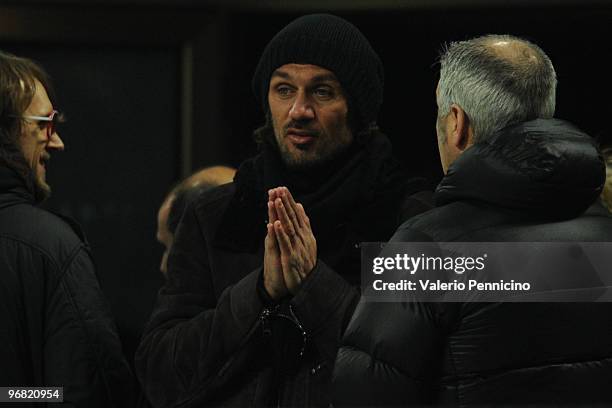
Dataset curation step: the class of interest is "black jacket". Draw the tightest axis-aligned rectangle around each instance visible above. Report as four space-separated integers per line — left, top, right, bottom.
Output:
136 133 432 407
333 119 612 407
0 166 134 407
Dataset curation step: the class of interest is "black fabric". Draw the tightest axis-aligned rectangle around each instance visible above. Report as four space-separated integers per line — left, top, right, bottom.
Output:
135 132 432 407
227 131 415 277
334 118 612 407
0 165 134 407
168 184 211 234
436 119 605 218
252 14 384 129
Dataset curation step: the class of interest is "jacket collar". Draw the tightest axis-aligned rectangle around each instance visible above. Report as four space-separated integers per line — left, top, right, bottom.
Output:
435 118 605 218
215 131 411 252
0 165 35 210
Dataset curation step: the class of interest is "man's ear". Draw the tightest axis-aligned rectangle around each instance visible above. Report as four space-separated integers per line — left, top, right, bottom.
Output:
448 104 472 152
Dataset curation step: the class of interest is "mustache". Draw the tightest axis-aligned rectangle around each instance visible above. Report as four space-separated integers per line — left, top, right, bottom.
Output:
283 121 319 137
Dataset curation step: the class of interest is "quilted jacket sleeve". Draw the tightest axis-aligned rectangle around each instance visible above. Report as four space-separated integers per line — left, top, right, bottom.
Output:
289 260 361 365
45 246 134 408
332 227 455 407
135 201 267 408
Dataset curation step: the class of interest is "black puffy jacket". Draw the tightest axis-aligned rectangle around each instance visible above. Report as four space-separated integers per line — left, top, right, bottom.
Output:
333 119 612 407
0 166 134 407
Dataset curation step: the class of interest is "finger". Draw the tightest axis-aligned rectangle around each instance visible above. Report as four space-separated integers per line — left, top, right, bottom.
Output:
265 222 278 250
297 203 312 231
280 187 302 230
291 203 316 271
268 200 278 224
296 203 315 253
268 187 278 202
274 220 293 254
272 186 285 201
275 220 301 293
275 197 297 238
264 223 287 299
268 188 280 215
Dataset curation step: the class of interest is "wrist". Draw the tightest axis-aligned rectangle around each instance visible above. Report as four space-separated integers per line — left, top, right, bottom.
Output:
263 276 285 300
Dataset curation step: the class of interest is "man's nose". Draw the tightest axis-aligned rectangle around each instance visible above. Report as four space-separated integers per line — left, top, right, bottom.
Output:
47 132 65 151
289 91 315 121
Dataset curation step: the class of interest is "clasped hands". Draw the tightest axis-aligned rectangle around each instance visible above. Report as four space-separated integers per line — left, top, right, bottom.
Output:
263 186 317 300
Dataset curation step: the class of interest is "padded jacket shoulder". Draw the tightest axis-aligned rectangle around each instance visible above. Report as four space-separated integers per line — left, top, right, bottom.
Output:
0 177 133 408
333 119 612 407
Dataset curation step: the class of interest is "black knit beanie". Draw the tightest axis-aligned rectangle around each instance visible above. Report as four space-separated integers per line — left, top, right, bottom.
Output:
252 14 384 130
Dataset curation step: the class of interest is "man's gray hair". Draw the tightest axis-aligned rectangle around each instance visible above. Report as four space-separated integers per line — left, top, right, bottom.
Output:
437 34 557 143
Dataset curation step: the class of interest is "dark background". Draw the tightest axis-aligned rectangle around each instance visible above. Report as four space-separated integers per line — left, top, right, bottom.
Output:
0 0 610 382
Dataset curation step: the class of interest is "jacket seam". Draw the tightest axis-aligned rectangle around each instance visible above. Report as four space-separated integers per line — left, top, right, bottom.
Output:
37 242 88 297
173 316 264 408
0 233 70 276
341 344 433 384
455 354 612 386
54 255 115 406
404 191 435 209
291 262 354 335
298 285 352 338
439 219 518 242
446 338 462 407
193 185 235 216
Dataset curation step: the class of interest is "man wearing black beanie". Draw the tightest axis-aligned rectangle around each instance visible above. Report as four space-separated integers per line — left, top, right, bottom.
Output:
136 14 431 407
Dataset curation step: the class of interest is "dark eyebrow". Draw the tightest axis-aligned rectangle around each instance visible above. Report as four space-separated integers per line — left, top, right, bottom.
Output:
270 70 340 85
311 74 339 84
271 69 290 80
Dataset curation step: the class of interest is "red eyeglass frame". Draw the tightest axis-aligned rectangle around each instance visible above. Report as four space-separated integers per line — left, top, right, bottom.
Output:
18 110 61 142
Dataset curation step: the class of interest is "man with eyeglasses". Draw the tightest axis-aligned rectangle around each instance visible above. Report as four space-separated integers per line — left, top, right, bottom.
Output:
0 50 133 407
13 108 62 200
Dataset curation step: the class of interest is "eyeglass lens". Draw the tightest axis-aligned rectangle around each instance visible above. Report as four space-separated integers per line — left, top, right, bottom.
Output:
46 111 58 139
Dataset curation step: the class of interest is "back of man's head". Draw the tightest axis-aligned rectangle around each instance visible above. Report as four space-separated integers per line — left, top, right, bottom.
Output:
166 166 236 234
157 166 236 276
437 34 557 143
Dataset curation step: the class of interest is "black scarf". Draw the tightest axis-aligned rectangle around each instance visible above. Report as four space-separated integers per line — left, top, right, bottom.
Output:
216 131 420 275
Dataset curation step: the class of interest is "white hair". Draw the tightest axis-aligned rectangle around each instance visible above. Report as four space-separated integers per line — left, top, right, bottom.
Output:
437 34 557 143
